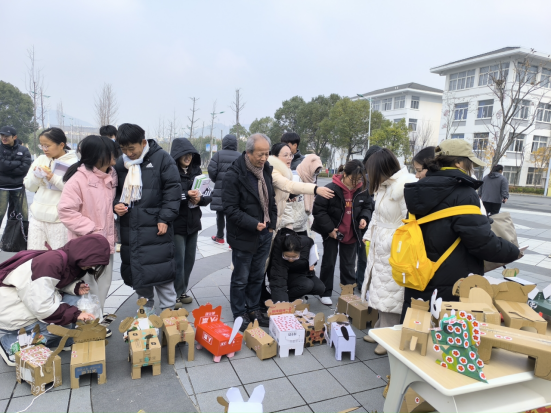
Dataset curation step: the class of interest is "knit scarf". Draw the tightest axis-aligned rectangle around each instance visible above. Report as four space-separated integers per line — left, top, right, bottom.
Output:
244 154 270 224
120 141 150 206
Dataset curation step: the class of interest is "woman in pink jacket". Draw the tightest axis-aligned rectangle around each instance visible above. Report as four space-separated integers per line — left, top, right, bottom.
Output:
58 136 120 329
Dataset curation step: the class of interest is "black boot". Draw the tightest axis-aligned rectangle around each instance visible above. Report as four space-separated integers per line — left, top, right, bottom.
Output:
249 309 270 328
237 312 251 332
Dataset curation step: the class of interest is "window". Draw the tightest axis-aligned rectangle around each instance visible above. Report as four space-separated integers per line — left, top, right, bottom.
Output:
532 136 549 153
473 133 489 153
449 69 476 91
394 96 405 109
513 100 531 119
394 118 405 124
382 98 392 111
507 134 525 152
372 100 380 111
536 103 551 123
454 103 468 120
478 63 510 86
451 134 464 139
503 166 520 185
526 167 546 187
516 62 538 83
477 100 494 118
411 96 420 109
408 118 418 131
541 68 551 88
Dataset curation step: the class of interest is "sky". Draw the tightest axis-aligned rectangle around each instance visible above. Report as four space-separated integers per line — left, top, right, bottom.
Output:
2 0 551 137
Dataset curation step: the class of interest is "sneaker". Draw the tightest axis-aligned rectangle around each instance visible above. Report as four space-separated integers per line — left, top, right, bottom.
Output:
63 346 72 352
237 313 251 332
211 236 225 245
0 340 15 366
105 328 112 338
319 296 332 306
177 294 193 305
249 309 269 328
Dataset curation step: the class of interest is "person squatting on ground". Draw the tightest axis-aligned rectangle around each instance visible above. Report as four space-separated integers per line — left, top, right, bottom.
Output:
478 164 509 216
267 228 325 303
0 235 111 366
223 134 278 331
281 132 305 170
170 138 212 306
361 149 417 355
58 135 120 316
0 126 31 230
208 134 240 245
312 159 373 306
114 124 181 310
24 128 78 250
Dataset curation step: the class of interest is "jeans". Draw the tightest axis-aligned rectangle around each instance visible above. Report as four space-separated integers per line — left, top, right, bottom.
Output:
356 241 367 289
216 211 225 239
319 238 357 297
230 231 273 318
0 188 28 225
174 232 198 297
0 294 81 354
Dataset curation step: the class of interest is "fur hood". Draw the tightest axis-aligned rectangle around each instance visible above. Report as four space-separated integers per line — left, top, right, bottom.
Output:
378 166 416 202
268 155 292 180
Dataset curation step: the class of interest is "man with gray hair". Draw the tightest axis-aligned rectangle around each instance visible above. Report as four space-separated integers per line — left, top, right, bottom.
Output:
222 134 278 331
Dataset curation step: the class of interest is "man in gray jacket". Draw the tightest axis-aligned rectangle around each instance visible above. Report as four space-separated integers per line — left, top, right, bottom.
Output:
478 164 509 215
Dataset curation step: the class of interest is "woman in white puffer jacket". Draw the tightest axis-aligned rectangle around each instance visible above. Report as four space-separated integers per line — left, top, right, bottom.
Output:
361 149 416 355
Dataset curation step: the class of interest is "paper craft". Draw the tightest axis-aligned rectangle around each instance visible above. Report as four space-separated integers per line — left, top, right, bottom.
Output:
47 161 71 191
160 308 195 364
188 174 212 209
244 320 277 360
217 385 265 413
326 314 356 361
15 345 62 396
336 284 378 330
308 244 319 267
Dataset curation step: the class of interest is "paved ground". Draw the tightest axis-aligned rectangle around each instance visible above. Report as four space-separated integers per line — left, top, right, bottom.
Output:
0 190 550 412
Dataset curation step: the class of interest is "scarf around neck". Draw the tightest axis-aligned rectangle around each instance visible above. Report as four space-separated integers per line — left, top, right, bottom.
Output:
244 154 270 224
120 141 150 206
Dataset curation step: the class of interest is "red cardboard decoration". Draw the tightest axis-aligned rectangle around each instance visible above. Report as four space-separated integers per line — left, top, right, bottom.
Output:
192 303 243 363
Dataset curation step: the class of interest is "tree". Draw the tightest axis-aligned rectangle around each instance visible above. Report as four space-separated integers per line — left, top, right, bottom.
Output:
297 94 341 156
56 100 64 128
409 119 434 157
25 46 42 148
230 124 249 139
230 89 246 140
94 83 119 127
440 91 473 140
0 81 35 144
249 116 274 135
187 97 200 138
370 119 411 158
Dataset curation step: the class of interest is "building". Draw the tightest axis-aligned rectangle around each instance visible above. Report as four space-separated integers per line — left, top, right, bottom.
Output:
431 47 551 186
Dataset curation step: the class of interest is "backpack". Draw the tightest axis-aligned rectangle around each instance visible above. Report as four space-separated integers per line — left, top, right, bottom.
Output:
389 205 482 291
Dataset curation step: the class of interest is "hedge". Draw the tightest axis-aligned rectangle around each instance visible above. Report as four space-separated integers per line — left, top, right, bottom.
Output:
509 186 545 195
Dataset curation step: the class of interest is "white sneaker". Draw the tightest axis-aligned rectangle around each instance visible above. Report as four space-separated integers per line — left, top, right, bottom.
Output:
319 296 332 306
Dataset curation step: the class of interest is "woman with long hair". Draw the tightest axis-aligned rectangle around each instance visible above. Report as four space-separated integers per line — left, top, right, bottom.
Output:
412 146 435 180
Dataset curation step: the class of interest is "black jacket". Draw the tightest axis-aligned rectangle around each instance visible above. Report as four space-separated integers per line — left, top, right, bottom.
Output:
268 228 317 303
170 138 212 235
0 140 32 189
208 135 240 212
311 182 373 245
290 149 305 170
222 153 278 253
114 140 181 289
403 169 520 301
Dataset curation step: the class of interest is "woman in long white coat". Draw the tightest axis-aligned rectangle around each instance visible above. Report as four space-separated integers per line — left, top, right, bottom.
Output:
361 149 417 355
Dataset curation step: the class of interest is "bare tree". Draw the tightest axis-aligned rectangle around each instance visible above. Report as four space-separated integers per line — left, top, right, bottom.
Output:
409 119 434 156
440 91 473 140
230 88 246 139
25 46 42 148
187 97 200 138
38 85 50 130
56 100 64 128
94 83 119 127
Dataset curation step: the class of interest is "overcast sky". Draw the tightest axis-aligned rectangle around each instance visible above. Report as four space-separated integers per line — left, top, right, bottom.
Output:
3 0 551 136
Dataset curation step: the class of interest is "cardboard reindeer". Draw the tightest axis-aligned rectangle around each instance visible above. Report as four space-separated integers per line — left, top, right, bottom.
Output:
327 313 356 361
336 283 378 330
160 308 195 364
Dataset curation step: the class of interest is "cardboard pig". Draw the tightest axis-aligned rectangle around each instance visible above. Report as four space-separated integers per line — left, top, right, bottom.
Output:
266 299 305 357
244 320 277 360
336 283 378 330
160 308 195 364
326 313 356 361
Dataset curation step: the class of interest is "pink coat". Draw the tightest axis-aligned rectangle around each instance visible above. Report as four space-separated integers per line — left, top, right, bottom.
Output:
58 165 117 254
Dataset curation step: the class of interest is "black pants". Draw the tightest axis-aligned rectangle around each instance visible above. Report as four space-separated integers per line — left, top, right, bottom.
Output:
483 201 501 216
216 211 225 239
288 274 326 302
356 241 367 288
319 237 357 297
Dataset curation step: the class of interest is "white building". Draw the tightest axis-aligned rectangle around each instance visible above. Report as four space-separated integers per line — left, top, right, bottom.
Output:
431 47 551 186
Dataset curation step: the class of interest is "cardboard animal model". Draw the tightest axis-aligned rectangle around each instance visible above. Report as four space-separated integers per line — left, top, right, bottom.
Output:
400 299 431 356
265 299 303 316
127 329 162 379
118 298 164 335
337 284 378 330
244 320 277 360
160 308 195 364
217 385 265 413
340 283 356 296
327 314 356 361
295 309 327 347
266 300 306 357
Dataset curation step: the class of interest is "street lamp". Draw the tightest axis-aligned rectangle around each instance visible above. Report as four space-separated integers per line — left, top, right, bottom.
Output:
357 94 372 149
210 110 225 160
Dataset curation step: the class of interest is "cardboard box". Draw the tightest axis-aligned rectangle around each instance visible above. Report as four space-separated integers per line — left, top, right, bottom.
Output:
269 314 305 357
326 314 356 361
400 299 431 356
192 303 243 363
337 284 378 330
399 388 435 413
265 299 303 317
294 310 327 347
128 329 161 379
119 298 163 340
478 323 551 381
160 308 195 364
15 345 62 396
71 340 106 388
439 302 501 326
244 320 277 360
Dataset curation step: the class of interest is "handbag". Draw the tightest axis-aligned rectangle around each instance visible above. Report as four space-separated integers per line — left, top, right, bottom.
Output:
484 212 519 272
0 212 29 252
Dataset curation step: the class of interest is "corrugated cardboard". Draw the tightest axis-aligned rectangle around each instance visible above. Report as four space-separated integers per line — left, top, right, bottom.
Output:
244 320 277 360
400 299 431 356
478 323 551 381
265 299 303 316
294 310 327 347
119 298 163 337
327 314 356 361
439 302 501 325
160 308 195 364
71 340 106 388
15 345 62 396
453 274 495 301
269 314 305 357
399 388 435 413
337 284 378 330
128 329 161 379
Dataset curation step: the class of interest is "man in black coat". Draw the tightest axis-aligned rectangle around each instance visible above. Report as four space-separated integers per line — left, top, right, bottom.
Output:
208 134 240 244
223 133 278 331
114 124 181 310
281 132 305 170
0 126 31 226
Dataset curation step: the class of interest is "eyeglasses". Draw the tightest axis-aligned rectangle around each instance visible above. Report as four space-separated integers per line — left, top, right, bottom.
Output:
282 254 300 262
280 153 293 159
38 144 53 150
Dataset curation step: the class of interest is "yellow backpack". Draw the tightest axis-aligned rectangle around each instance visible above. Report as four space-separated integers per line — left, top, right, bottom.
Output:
390 205 482 291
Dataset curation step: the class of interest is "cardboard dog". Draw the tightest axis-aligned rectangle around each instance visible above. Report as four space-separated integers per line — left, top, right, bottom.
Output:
327 314 356 361
336 283 378 330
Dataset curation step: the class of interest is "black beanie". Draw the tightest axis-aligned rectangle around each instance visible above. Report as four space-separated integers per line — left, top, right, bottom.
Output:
362 145 382 165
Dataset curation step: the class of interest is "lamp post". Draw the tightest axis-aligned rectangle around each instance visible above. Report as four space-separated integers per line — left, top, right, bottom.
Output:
210 110 224 160
357 94 372 149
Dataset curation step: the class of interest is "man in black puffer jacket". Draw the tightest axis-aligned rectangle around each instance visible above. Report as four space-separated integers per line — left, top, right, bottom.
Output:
208 134 240 244
170 138 212 305
114 124 181 310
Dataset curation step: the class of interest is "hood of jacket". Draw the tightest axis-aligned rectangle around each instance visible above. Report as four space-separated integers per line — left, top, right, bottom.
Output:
405 168 482 216
58 150 78 164
268 155 292 180
296 154 322 183
170 138 201 169
488 172 501 179
379 166 416 201
293 149 303 162
332 174 362 194
222 134 238 151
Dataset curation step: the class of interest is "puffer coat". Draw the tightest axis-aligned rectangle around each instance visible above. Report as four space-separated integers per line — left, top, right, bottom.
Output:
0 140 32 189
208 134 240 212
361 167 417 314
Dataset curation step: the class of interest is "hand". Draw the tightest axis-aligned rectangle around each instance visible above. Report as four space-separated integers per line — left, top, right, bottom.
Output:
77 312 96 322
256 222 266 232
78 284 90 296
157 223 168 236
188 190 200 199
114 203 128 217
317 187 335 199
45 171 54 181
359 219 367 229
269 228 274 233
309 265 315 271
329 228 338 239
503 198 507 204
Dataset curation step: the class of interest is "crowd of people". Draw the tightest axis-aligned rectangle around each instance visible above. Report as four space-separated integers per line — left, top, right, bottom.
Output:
0 123 520 365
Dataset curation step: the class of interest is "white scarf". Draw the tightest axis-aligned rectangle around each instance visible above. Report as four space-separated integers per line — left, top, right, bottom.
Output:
120 141 150 206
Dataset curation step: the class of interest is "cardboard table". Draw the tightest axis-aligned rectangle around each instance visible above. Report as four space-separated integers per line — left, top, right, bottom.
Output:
369 325 551 413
